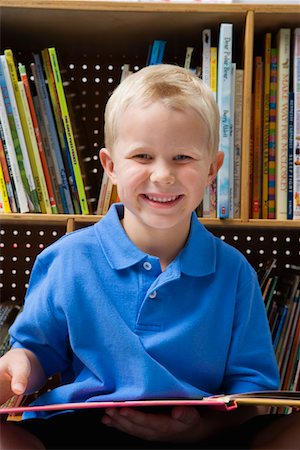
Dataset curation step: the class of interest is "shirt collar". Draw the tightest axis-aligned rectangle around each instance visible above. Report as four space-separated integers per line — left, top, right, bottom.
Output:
95 203 216 276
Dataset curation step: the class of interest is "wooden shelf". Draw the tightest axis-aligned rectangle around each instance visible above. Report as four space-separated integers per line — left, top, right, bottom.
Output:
0 2 299 227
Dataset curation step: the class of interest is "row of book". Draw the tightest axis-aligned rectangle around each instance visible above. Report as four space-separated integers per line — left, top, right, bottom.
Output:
97 26 244 218
250 28 300 221
0 48 89 215
259 259 299 392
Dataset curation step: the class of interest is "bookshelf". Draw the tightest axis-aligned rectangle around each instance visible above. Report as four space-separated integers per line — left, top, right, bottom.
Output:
0 1 299 306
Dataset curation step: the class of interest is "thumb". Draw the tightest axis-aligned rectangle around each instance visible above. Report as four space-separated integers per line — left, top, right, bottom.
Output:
171 406 199 424
8 357 31 395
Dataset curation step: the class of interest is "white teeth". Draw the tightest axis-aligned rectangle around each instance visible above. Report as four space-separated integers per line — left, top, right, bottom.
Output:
146 195 179 203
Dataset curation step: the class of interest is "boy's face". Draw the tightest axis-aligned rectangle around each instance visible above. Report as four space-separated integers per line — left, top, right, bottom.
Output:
100 101 223 236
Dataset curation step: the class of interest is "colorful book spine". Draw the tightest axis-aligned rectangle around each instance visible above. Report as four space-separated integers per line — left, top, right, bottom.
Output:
252 56 264 219
210 47 217 100
148 40 166 65
18 63 58 214
30 78 64 214
202 29 211 218
41 49 80 214
287 92 294 220
262 33 272 219
0 65 29 213
268 48 277 219
275 29 291 220
18 80 52 214
48 47 89 214
209 46 218 218
229 62 236 218
0 135 17 212
233 69 243 218
217 23 233 219
293 28 300 219
32 53 74 214
5 49 49 213
0 157 11 212
184 47 194 70
1 53 38 212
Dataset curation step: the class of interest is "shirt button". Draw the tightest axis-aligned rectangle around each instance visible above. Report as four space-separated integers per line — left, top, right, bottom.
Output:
143 262 152 271
149 291 157 299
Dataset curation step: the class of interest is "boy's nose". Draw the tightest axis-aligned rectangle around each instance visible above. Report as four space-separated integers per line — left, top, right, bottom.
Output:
150 164 175 185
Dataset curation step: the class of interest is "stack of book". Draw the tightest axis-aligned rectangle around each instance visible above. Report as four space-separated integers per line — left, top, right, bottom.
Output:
250 28 300 220
0 48 89 215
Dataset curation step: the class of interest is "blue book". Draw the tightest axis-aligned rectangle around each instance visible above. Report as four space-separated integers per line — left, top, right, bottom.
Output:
287 92 294 220
216 23 233 219
149 40 166 65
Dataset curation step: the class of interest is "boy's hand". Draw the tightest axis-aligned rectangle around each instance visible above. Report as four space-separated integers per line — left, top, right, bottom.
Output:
0 348 31 404
102 406 212 443
0 348 46 405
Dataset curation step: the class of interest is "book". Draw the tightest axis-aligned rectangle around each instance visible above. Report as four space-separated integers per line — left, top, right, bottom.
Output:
148 40 166 65
209 46 218 218
293 28 300 219
184 46 194 70
233 69 243 218
18 63 58 214
48 47 89 214
268 48 277 219
287 92 294 219
0 134 17 212
262 33 272 219
217 23 233 219
18 80 52 214
275 29 291 220
252 56 264 219
229 62 236 218
0 157 11 212
1 391 300 416
202 29 211 218
0 84 29 213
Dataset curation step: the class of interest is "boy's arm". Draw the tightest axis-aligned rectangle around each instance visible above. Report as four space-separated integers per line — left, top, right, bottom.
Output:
0 347 47 405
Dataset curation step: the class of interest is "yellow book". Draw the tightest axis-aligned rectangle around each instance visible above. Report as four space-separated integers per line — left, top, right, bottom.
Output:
0 160 11 212
18 80 52 213
210 47 217 99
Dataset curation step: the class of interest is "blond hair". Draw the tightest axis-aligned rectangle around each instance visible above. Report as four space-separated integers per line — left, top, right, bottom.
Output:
104 64 220 156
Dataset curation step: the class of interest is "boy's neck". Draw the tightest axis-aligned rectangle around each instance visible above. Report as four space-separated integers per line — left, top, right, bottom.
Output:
121 211 191 271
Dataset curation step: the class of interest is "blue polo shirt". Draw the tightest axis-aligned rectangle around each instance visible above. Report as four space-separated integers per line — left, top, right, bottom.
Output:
10 203 279 418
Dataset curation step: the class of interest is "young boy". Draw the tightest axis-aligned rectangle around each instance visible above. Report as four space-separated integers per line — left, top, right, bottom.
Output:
0 64 298 449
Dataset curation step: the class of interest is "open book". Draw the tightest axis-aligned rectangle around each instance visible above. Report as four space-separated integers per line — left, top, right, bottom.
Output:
1 391 299 415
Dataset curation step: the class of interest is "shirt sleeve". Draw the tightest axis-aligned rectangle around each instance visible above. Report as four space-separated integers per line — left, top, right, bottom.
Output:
9 254 72 378
221 266 280 394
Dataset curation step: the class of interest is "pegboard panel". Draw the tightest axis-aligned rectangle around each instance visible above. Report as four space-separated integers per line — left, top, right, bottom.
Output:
207 225 300 275
1 222 299 307
0 222 66 305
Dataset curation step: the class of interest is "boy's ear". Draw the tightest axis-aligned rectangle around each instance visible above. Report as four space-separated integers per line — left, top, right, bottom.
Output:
207 151 224 185
99 148 117 185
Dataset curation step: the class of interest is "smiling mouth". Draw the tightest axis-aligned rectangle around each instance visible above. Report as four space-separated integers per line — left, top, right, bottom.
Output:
143 194 182 204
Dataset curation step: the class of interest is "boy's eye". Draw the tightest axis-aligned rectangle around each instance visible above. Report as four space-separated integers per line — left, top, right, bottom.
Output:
134 154 152 160
174 154 192 161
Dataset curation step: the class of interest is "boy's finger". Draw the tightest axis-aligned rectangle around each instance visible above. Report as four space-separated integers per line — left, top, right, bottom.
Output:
171 406 199 424
8 358 31 395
